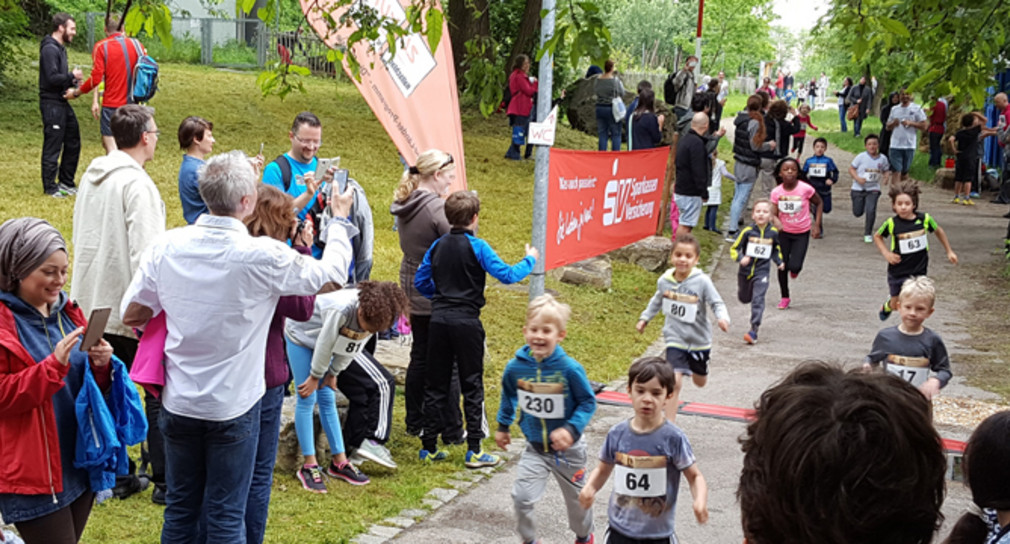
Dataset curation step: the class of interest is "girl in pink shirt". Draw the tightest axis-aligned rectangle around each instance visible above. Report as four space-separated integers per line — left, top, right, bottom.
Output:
770 158 823 309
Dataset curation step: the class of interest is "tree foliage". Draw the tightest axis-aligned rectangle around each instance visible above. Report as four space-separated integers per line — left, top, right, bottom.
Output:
817 0 1010 106
595 0 693 70
702 0 774 76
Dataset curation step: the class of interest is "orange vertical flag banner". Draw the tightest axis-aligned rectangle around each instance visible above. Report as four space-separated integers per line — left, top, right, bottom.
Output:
301 0 468 192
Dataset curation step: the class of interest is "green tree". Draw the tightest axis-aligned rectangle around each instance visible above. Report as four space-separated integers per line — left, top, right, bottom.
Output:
702 0 774 76
597 0 694 71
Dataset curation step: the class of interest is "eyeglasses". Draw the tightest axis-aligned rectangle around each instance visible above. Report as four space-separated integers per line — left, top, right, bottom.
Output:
438 154 454 170
293 135 322 148
145 130 161 136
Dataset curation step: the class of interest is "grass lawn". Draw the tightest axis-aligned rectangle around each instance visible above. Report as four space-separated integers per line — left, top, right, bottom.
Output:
0 42 732 542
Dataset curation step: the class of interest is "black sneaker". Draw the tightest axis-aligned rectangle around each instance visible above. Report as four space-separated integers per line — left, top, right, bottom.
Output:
112 474 149 500
151 483 167 505
327 460 370 486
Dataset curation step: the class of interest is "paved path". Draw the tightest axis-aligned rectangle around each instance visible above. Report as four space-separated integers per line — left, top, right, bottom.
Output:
390 130 1009 543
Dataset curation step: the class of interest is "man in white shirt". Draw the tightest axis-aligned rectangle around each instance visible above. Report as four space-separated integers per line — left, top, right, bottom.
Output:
121 151 356 543
886 88 929 181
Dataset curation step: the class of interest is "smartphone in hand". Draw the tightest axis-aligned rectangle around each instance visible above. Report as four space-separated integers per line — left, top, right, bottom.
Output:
79 308 112 351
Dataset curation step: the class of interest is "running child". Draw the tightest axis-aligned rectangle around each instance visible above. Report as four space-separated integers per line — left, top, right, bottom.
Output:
802 138 839 238
791 104 818 158
769 158 823 310
636 234 730 422
578 357 708 544
730 200 784 345
702 150 735 234
415 190 539 467
865 276 952 400
944 411 1010 544
495 294 597 544
873 180 957 321
949 111 997 206
849 134 891 243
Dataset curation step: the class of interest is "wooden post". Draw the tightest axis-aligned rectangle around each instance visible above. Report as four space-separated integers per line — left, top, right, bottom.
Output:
656 132 679 236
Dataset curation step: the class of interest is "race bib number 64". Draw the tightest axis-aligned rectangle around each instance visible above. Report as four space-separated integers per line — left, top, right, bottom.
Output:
614 453 666 497
809 164 827 178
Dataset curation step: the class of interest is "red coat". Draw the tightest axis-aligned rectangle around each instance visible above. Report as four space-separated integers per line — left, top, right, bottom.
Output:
507 69 538 117
0 302 86 495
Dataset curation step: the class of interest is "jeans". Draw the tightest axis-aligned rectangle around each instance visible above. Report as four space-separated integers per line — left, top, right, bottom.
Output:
286 339 345 457
703 205 719 230
851 190 881 236
595 105 621 151
506 114 532 160
853 116 864 137
245 385 284 544
838 103 848 133
160 401 261 544
929 132 943 167
726 161 760 232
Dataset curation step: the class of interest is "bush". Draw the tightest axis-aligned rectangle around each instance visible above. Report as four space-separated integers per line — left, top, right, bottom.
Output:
0 0 30 82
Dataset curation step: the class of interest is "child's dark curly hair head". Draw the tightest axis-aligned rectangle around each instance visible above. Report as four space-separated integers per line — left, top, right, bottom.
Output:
738 361 945 544
772 157 807 185
888 179 921 210
356 281 408 333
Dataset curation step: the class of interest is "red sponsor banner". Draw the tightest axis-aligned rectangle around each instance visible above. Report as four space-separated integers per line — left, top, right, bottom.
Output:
546 148 669 271
301 0 467 192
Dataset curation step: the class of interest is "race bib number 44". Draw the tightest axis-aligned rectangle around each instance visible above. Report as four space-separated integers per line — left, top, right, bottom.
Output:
777 196 803 214
662 292 699 323
898 229 927 254
809 164 827 178
745 238 773 259
334 327 370 355
517 380 564 419
885 354 930 387
614 453 667 498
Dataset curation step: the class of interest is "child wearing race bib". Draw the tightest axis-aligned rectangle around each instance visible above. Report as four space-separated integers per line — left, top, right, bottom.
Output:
636 234 730 422
865 277 951 400
944 411 1010 544
495 295 597 544
848 134 891 243
769 158 823 310
872 181 957 321
578 357 708 544
802 138 839 238
730 200 784 345
284 282 408 491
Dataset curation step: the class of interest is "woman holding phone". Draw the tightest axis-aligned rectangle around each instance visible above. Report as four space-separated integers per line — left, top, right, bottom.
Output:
0 217 114 544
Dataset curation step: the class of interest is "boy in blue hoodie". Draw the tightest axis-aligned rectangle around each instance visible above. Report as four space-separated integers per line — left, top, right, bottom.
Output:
495 294 597 544
802 138 839 237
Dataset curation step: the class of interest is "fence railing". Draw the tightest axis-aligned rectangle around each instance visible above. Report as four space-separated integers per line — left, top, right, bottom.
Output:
82 12 342 76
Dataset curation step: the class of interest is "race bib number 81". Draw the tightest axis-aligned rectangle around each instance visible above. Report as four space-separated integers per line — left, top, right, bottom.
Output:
614 453 666 498
517 380 564 419
334 327 370 355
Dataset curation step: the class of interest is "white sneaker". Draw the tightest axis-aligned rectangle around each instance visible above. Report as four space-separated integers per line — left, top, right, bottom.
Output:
863 235 873 244
354 439 397 469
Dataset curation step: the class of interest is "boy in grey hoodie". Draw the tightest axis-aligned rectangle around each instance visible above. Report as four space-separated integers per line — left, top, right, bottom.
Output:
636 234 729 422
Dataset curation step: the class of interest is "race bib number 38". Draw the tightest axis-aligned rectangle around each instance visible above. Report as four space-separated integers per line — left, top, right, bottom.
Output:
614 453 667 497
898 229 927 254
662 292 699 323
517 380 564 419
745 238 773 260
777 196 802 214
885 354 930 387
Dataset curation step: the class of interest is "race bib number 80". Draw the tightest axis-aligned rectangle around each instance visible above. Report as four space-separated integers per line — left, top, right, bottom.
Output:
517 380 564 419
614 453 667 498
662 292 699 323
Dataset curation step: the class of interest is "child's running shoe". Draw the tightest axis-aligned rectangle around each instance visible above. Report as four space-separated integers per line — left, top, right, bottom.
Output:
743 330 758 344
724 231 738 243
419 448 448 463
878 303 892 321
327 459 370 486
970 191 981 199
575 535 595 544
297 464 328 493
777 298 790 310
951 196 962 204
962 198 975 206
464 450 501 469
863 235 873 243
789 271 798 279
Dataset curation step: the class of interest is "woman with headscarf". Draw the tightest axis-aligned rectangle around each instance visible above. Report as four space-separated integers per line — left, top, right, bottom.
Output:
0 217 114 544
389 149 464 443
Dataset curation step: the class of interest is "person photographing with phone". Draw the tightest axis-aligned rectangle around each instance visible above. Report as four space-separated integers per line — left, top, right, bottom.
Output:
0 217 116 544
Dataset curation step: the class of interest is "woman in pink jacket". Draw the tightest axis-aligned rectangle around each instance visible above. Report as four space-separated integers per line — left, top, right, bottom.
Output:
505 54 538 160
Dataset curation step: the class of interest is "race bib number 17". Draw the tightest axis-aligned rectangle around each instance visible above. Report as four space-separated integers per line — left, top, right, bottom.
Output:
885 354 930 387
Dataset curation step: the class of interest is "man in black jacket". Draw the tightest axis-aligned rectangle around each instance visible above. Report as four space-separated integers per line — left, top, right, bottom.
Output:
39 13 83 198
674 112 712 236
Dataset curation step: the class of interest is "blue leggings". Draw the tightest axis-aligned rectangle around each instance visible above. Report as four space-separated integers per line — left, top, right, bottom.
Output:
286 339 344 457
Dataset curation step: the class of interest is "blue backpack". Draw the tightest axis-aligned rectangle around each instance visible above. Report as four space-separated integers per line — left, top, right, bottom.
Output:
104 36 158 103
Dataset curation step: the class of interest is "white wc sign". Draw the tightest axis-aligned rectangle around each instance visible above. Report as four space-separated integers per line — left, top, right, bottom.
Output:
528 106 559 146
